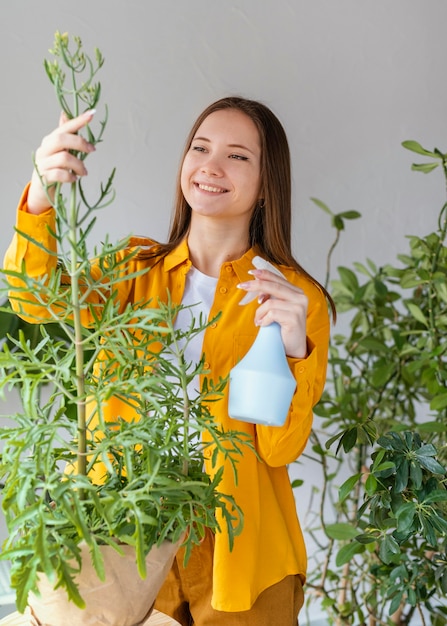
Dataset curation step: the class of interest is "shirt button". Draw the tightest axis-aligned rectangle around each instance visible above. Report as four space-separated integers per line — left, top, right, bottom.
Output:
219 287 227 294
210 322 217 329
204 361 210 370
298 366 305 374
225 265 233 273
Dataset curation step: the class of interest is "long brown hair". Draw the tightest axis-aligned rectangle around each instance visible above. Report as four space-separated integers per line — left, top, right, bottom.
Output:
139 96 335 318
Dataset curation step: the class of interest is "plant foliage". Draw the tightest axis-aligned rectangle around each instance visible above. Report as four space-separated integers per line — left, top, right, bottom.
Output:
301 142 447 625
0 33 249 612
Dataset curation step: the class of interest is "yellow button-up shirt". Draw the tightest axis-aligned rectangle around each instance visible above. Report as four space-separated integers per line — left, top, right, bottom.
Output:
4 185 330 611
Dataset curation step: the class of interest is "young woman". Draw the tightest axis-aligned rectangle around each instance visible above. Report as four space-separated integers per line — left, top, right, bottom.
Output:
4 97 332 626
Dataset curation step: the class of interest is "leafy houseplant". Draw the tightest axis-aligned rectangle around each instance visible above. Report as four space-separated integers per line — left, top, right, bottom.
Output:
0 33 248 621
300 143 447 625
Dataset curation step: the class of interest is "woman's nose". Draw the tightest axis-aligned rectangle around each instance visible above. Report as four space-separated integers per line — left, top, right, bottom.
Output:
201 156 223 177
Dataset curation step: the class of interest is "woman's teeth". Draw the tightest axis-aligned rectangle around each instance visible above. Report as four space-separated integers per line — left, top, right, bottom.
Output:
198 184 226 193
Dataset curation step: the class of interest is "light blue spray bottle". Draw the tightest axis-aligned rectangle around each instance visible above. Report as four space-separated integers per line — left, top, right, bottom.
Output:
228 257 297 427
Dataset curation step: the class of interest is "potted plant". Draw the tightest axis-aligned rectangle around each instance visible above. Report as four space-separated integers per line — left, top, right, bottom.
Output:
298 142 447 625
0 32 249 626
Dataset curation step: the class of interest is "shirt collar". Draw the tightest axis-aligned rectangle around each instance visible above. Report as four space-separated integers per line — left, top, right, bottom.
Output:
163 239 190 272
227 247 262 282
162 239 262 281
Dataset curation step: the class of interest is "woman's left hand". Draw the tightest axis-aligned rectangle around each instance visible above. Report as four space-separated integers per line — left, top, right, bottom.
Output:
237 268 308 359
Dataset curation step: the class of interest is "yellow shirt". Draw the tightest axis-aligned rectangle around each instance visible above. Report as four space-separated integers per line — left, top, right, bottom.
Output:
4 185 330 611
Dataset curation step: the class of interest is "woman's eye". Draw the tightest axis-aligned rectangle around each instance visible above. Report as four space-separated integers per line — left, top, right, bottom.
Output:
192 145 206 153
230 154 248 161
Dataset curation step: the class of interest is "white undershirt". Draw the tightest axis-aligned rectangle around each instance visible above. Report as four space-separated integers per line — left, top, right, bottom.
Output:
174 266 218 396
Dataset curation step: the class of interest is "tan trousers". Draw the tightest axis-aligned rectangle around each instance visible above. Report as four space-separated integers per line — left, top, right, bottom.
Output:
154 529 304 626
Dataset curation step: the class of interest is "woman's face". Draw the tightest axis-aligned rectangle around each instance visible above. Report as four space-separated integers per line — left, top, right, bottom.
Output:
180 109 262 224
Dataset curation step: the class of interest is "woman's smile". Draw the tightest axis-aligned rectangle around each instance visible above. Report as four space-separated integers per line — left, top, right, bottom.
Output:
181 108 262 221
195 182 229 194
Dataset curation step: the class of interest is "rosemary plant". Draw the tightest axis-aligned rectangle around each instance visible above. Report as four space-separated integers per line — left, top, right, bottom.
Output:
0 33 248 612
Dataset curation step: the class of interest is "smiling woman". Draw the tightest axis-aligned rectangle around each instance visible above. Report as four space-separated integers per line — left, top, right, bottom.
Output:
4 94 333 626
180 109 262 236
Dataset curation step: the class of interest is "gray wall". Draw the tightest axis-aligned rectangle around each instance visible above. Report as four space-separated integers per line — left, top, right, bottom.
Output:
2 1 446 280
1 1 446 621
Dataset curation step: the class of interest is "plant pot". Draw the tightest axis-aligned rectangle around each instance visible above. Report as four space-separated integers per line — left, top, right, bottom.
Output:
27 539 181 626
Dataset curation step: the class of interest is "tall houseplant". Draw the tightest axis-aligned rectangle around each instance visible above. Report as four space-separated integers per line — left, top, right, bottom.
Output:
300 143 447 625
0 33 248 622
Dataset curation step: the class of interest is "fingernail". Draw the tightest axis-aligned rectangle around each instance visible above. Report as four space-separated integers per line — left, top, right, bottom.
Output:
84 109 96 117
237 282 249 289
248 269 262 277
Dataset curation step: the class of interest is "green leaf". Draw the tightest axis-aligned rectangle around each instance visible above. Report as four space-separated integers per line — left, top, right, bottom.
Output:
59 562 86 609
355 533 378 545
337 210 361 220
371 362 395 387
333 215 345 231
395 459 409 492
358 337 388 353
339 473 362 502
379 535 400 564
417 455 446 475
310 197 332 215
430 393 447 411
409 461 423 489
365 473 378 496
389 590 404 616
291 478 303 488
378 433 406 452
423 489 447 504
337 267 359 291
372 461 395 475
411 162 440 174
406 302 428 326
335 541 364 567
401 140 437 157
395 502 416 533
326 523 359 541
418 421 446 434
340 427 358 453
374 278 388 297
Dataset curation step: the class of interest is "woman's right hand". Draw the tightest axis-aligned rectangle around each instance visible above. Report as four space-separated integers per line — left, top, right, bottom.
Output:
27 110 96 215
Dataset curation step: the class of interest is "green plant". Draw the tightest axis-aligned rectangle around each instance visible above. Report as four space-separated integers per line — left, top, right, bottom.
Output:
300 143 447 625
0 33 248 612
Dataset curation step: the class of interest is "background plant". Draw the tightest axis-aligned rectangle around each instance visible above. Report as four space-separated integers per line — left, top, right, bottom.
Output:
0 33 249 612
299 142 447 626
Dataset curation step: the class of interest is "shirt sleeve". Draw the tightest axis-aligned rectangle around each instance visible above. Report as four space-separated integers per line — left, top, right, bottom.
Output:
254 284 330 466
3 184 135 325
3 184 60 322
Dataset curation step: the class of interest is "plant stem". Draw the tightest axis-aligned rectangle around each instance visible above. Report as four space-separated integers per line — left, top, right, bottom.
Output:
324 228 341 290
68 181 87 483
182 393 190 477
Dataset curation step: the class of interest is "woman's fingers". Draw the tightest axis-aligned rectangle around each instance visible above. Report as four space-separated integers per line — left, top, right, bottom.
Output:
59 108 95 132
39 110 96 158
237 269 309 359
27 111 96 214
238 269 303 303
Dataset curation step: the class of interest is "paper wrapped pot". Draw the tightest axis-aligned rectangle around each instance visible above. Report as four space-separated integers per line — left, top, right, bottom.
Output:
28 540 180 626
